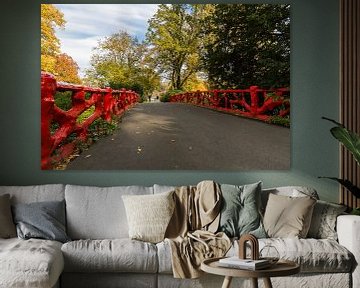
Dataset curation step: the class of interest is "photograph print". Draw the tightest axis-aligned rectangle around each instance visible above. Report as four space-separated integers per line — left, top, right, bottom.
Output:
41 4 290 170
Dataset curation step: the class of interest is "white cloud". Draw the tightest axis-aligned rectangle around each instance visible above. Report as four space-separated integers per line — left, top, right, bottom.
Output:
59 36 99 76
54 4 158 76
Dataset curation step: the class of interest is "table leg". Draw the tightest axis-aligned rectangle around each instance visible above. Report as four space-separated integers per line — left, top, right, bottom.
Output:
251 278 258 288
263 277 273 288
222 276 233 288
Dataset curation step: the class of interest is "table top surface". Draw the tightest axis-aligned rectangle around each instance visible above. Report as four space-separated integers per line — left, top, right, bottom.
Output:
201 257 300 278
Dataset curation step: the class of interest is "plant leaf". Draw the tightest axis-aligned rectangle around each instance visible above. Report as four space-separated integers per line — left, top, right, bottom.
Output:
318 177 360 198
322 117 360 165
322 117 344 127
330 127 360 165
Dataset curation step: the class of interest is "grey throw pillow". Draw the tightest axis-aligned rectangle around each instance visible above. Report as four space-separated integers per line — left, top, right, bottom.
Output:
307 200 347 240
0 194 16 238
12 200 70 243
218 182 266 238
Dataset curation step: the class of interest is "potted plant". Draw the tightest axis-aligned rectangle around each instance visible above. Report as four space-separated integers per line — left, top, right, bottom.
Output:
320 117 360 215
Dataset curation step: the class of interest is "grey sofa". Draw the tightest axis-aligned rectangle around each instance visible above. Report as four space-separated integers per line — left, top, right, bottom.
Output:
0 183 359 288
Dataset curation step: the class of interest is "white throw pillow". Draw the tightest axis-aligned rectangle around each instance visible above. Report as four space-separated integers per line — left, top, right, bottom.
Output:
122 191 175 243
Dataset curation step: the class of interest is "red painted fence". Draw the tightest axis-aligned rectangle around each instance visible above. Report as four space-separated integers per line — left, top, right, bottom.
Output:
41 72 140 169
169 86 290 122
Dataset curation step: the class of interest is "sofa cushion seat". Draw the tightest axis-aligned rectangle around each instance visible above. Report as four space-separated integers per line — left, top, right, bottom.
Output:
157 238 354 274
257 238 353 273
61 239 158 273
0 238 64 288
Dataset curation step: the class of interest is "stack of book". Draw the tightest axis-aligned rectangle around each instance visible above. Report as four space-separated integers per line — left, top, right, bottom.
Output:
218 257 271 270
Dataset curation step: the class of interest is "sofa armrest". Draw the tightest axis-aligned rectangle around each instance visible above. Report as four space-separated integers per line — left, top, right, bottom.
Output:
337 215 360 288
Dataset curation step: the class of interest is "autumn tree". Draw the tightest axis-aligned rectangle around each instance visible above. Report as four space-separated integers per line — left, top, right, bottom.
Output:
182 73 208 91
41 4 82 84
85 31 160 96
41 4 65 73
146 4 207 91
201 4 290 89
54 53 82 84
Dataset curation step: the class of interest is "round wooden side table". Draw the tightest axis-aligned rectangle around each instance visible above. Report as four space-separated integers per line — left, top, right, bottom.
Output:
201 257 300 288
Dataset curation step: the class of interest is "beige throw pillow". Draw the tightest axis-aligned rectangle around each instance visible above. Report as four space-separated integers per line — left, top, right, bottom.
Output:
122 191 175 243
263 193 316 238
0 194 17 238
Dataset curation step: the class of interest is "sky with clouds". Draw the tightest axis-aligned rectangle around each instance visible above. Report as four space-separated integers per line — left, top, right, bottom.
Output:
54 4 159 76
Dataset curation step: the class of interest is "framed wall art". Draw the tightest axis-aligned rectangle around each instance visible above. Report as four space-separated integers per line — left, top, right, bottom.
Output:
41 3 290 170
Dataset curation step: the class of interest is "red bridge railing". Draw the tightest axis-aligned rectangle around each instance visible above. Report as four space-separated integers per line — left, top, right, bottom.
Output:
169 86 290 122
41 72 140 169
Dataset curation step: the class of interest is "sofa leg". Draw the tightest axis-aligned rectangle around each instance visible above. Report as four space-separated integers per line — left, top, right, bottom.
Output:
221 276 232 288
263 277 273 288
251 278 258 288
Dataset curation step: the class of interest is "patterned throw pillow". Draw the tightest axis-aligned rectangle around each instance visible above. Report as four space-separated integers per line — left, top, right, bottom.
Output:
218 182 266 238
122 191 175 243
0 194 16 238
263 193 316 238
307 200 347 240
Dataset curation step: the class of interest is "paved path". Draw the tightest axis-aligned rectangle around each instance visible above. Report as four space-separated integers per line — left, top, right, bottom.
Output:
67 103 290 170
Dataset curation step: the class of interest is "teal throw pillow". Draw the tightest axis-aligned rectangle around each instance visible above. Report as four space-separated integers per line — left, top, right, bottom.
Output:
218 182 266 238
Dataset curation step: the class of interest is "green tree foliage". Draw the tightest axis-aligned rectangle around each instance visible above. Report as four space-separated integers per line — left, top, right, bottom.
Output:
85 31 160 96
146 4 208 90
201 4 290 89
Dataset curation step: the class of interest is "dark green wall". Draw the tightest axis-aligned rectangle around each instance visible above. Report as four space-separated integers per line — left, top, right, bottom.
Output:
0 0 340 202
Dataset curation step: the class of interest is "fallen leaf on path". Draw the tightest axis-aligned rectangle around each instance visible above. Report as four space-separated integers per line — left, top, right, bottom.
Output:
85 155 91 158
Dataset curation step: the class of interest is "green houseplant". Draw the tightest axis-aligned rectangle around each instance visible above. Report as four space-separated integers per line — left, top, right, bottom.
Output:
320 117 360 215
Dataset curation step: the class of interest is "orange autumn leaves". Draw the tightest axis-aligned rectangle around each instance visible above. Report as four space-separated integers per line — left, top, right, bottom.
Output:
41 4 81 84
